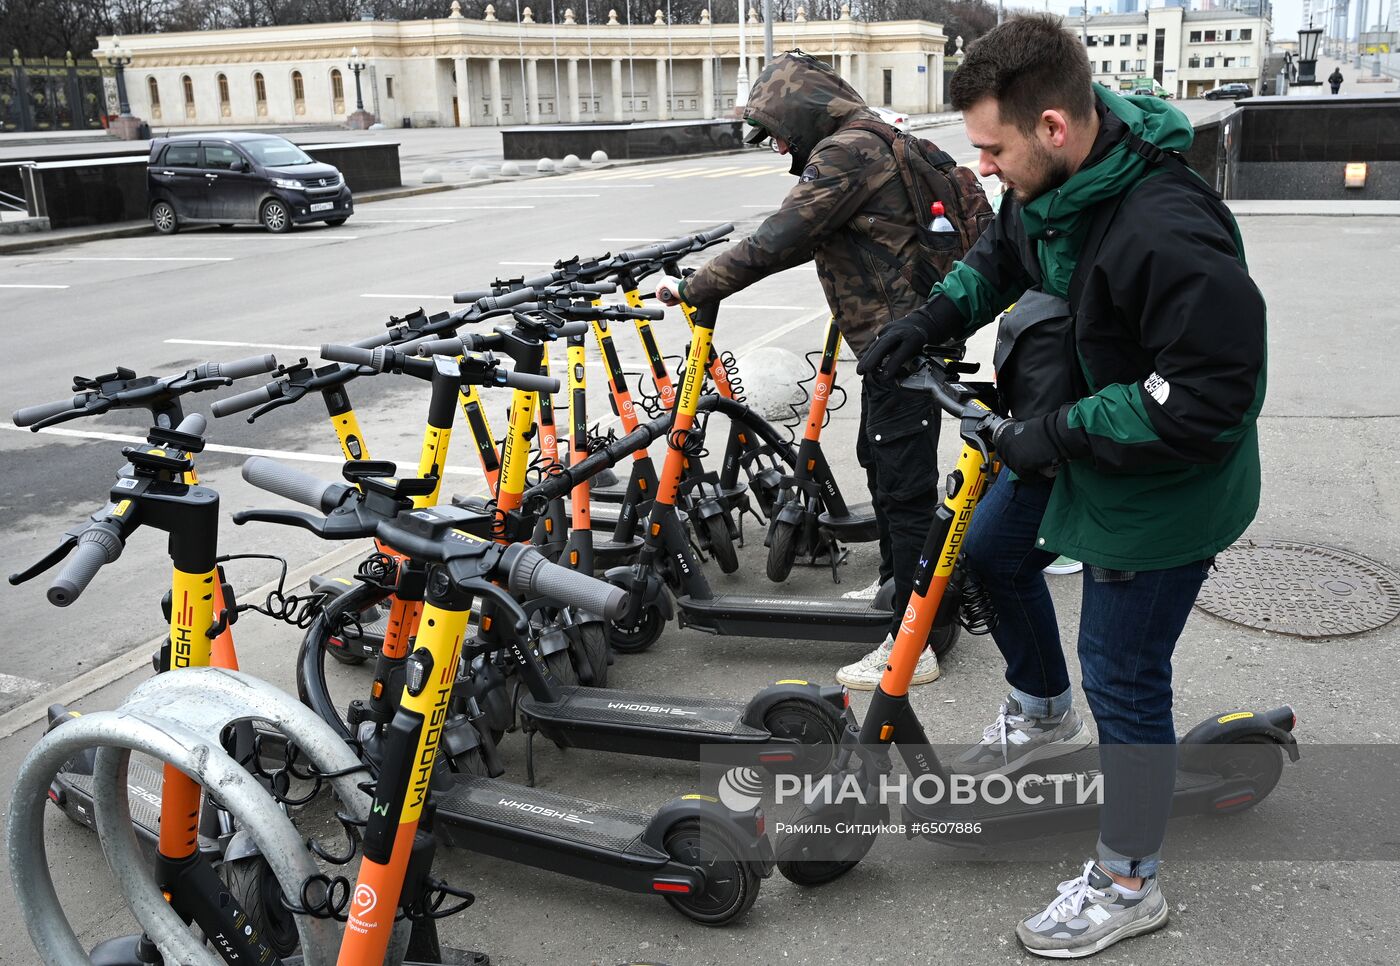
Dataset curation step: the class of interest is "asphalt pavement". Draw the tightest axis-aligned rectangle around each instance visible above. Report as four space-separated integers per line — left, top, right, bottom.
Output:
0 122 1398 965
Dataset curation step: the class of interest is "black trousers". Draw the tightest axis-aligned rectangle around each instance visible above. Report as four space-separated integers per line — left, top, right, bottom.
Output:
855 376 942 636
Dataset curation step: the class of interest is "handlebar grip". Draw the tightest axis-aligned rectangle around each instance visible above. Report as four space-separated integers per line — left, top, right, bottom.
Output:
48 527 122 607
506 547 628 620
175 413 208 436
571 281 617 295
633 306 665 321
453 288 494 304
697 223 735 243
479 287 537 312
242 456 340 512
321 344 383 370
416 337 464 357
499 369 561 394
208 354 277 381
554 320 591 338
12 395 84 428
353 329 398 349
210 383 277 418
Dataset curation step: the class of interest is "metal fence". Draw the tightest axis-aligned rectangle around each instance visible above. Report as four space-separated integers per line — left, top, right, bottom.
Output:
1 53 112 133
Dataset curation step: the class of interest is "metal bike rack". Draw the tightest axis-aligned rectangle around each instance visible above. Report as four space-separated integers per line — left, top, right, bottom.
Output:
8 667 411 966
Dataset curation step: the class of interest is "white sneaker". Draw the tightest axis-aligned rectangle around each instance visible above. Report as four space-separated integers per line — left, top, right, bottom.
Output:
836 634 940 690
1043 555 1083 575
841 577 883 601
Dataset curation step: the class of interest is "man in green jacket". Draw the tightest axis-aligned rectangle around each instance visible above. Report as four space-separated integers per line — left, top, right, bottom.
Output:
862 14 1266 958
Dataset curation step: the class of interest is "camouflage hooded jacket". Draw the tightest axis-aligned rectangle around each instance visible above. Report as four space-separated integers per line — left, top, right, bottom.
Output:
681 52 923 356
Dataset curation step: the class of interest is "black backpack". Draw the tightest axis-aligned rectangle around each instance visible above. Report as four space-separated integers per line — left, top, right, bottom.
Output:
842 117 995 296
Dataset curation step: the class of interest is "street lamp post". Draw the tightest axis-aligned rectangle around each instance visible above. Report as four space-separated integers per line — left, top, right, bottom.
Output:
1296 24 1324 85
99 35 144 140
346 46 376 129
104 36 132 116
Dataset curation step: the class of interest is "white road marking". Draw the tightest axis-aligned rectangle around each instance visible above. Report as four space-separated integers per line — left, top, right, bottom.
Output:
0 673 45 697
165 338 319 351
22 256 234 262
725 304 810 311
0 283 71 289
0 421 485 476
499 261 555 266
555 182 655 188
359 293 454 300
679 219 745 224
361 205 535 210
599 237 663 243
187 234 362 240
390 194 601 200
342 219 454 224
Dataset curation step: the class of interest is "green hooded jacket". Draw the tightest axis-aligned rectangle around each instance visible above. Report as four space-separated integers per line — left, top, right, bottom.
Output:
925 86 1268 570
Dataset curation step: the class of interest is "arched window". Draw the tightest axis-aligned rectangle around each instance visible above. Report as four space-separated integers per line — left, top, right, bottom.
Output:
181 74 195 119
146 76 161 119
330 68 345 114
253 71 267 116
217 73 230 116
292 70 305 115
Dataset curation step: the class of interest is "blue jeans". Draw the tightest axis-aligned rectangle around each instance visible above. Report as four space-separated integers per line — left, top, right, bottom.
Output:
961 468 1211 878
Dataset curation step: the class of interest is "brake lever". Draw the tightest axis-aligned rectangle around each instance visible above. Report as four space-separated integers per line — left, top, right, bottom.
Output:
8 532 80 585
173 375 234 394
454 574 532 639
232 508 329 535
31 400 105 432
247 385 307 424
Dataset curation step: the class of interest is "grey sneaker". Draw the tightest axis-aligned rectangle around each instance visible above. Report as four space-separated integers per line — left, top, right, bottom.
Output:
1017 860 1169 958
953 696 1091 776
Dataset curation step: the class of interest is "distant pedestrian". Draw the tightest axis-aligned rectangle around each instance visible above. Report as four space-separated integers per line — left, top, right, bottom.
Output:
1329 67 1343 94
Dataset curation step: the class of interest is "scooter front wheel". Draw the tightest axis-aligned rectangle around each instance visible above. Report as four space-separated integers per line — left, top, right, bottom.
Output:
765 517 800 583
576 620 611 687
700 513 740 574
762 699 843 773
661 819 762 925
776 804 879 887
1207 735 1285 811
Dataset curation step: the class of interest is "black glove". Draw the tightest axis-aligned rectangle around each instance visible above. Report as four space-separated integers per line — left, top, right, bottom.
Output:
992 409 1091 479
856 306 963 382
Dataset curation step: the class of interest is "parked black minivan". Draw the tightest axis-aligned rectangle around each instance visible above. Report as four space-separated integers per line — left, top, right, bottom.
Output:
147 132 354 234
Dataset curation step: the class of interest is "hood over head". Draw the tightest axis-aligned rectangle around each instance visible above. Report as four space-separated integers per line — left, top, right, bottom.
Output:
742 50 873 175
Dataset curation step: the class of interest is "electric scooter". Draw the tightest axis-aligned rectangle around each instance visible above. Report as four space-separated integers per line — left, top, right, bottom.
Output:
237 456 778 925
604 301 964 658
763 317 881 582
774 354 1300 884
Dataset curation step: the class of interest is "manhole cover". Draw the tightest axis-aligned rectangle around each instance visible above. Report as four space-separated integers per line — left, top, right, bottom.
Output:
1195 539 1400 638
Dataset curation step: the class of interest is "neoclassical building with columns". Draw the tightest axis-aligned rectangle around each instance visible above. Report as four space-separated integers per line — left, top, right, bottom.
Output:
100 4 948 130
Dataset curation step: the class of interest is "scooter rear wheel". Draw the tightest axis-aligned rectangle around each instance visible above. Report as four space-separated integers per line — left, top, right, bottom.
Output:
765 517 800 583
609 603 667 654
661 819 761 925
222 857 299 957
762 699 843 773
1208 735 1285 809
776 804 878 886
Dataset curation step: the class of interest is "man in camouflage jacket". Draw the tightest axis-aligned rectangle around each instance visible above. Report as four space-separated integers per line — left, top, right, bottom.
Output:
657 50 942 689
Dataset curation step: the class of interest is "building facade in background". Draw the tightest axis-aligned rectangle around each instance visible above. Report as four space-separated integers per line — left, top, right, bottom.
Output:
1081 6 1271 97
101 7 948 129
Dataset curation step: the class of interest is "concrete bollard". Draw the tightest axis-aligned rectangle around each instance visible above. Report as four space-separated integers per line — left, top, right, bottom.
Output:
561 154 582 170
468 164 491 180
500 161 521 176
368 122 386 130
735 347 808 420
422 168 443 183
591 149 609 164
537 158 556 173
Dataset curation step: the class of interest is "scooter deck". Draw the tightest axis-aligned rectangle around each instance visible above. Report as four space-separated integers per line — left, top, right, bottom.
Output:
57 759 167 841
520 686 770 747
818 501 879 542
435 774 667 857
677 594 891 642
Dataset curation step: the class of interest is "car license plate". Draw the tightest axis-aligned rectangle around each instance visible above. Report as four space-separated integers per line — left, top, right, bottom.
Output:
310 202 334 212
